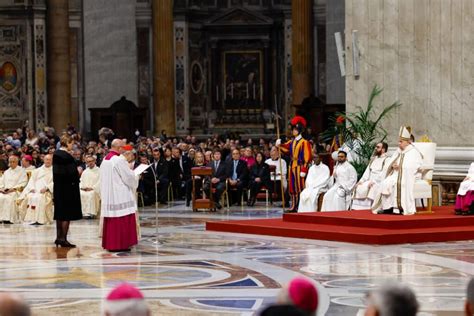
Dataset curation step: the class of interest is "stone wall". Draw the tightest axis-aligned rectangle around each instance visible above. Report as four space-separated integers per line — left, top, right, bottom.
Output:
345 0 474 148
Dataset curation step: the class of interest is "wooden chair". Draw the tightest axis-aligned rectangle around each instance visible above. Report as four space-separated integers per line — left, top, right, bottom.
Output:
167 183 174 203
413 142 437 214
136 191 145 208
191 167 214 212
226 179 244 208
255 165 277 206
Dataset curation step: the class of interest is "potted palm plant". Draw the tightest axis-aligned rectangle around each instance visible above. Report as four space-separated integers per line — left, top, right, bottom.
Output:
321 85 401 178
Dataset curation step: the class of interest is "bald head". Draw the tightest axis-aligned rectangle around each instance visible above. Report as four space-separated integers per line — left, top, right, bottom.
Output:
111 139 124 152
43 154 53 168
0 293 30 316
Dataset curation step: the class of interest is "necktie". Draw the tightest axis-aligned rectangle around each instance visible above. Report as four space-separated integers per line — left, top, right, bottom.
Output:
232 160 238 180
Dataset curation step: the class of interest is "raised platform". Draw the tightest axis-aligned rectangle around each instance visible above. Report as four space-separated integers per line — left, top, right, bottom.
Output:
206 206 474 245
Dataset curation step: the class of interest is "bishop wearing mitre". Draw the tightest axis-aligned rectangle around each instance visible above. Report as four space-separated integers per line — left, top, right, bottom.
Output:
0 154 28 224
373 126 423 215
20 154 54 225
80 155 101 219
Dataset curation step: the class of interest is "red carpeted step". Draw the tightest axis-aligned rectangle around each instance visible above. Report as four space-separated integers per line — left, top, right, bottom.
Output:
206 214 474 245
282 207 474 229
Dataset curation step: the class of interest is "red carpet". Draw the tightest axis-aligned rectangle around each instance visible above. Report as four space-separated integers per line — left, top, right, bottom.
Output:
206 206 474 245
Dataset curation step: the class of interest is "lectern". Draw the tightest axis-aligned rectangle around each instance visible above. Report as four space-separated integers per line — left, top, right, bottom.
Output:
191 167 214 212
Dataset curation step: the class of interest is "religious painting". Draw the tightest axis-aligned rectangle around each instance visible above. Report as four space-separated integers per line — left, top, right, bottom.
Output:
190 60 204 94
0 61 18 92
223 50 262 106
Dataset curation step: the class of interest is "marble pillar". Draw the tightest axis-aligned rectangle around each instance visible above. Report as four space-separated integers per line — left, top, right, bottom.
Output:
152 0 175 135
46 0 71 131
291 0 313 108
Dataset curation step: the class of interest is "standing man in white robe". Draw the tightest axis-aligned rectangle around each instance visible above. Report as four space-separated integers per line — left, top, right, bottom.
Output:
80 155 101 219
265 146 289 206
321 151 358 212
0 154 28 224
20 154 54 225
373 126 423 215
352 142 390 210
100 140 139 252
298 153 330 212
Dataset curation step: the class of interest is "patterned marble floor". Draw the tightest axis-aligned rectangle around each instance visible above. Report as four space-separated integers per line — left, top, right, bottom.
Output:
0 202 471 315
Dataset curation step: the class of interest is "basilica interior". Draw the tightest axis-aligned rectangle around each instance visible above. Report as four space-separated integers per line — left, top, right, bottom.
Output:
0 0 345 138
0 1 473 315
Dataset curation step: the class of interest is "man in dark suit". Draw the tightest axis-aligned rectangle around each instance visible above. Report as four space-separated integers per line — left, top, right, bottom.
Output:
206 149 227 209
170 147 191 200
226 149 249 205
142 148 169 205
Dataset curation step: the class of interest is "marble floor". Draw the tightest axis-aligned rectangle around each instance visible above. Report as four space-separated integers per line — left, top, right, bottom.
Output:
0 202 471 315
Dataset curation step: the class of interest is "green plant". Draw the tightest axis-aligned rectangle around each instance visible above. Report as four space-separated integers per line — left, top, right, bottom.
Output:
321 85 401 178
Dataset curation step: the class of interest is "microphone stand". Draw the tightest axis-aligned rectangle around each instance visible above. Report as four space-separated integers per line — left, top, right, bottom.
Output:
150 162 160 245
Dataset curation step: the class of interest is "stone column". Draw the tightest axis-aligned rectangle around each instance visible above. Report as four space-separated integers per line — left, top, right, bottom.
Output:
291 0 314 108
46 0 71 131
152 0 175 135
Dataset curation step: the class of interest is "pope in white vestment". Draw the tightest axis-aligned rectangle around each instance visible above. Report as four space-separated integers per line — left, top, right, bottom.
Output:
80 156 101 218
352 143 390 210
321 151 358 212
373 127 423 215
20 155 54 225
100 141 139 251
0 155 28 223
298 154 330 212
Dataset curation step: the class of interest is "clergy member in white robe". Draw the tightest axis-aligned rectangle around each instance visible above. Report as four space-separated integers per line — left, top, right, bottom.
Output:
100 140 139 251
321 151 358 212
21 155 36 171
265 146 288 190
298 153 330 212
80 155 101 219
352 142 390 210
20 154 54 225
372 126 423 215
0 155 28 224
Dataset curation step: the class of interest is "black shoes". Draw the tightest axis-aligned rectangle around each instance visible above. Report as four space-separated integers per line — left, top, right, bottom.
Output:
377 208 394 215
54 239 76 248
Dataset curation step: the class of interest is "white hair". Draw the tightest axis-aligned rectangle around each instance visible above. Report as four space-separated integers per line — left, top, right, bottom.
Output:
369 282 418 316
468 278 474 307
103 299 149 316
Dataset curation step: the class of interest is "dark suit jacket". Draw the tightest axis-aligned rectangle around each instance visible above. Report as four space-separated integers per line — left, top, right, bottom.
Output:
250 162 271 183
207 160 227 183
226 159 249 184
143 158 169 184
174 156 191 181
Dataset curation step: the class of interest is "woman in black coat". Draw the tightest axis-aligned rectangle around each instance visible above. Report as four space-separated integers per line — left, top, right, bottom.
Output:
247 152 272 206
53 135 82 247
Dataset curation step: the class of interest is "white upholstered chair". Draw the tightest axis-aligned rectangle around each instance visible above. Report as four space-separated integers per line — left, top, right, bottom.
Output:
412 142 437 213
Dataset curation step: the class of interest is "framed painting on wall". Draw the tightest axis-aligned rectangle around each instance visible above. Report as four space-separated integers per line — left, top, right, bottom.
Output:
222 50 263 107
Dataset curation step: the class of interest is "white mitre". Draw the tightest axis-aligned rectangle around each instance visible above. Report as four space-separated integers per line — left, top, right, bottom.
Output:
399 126 412 141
